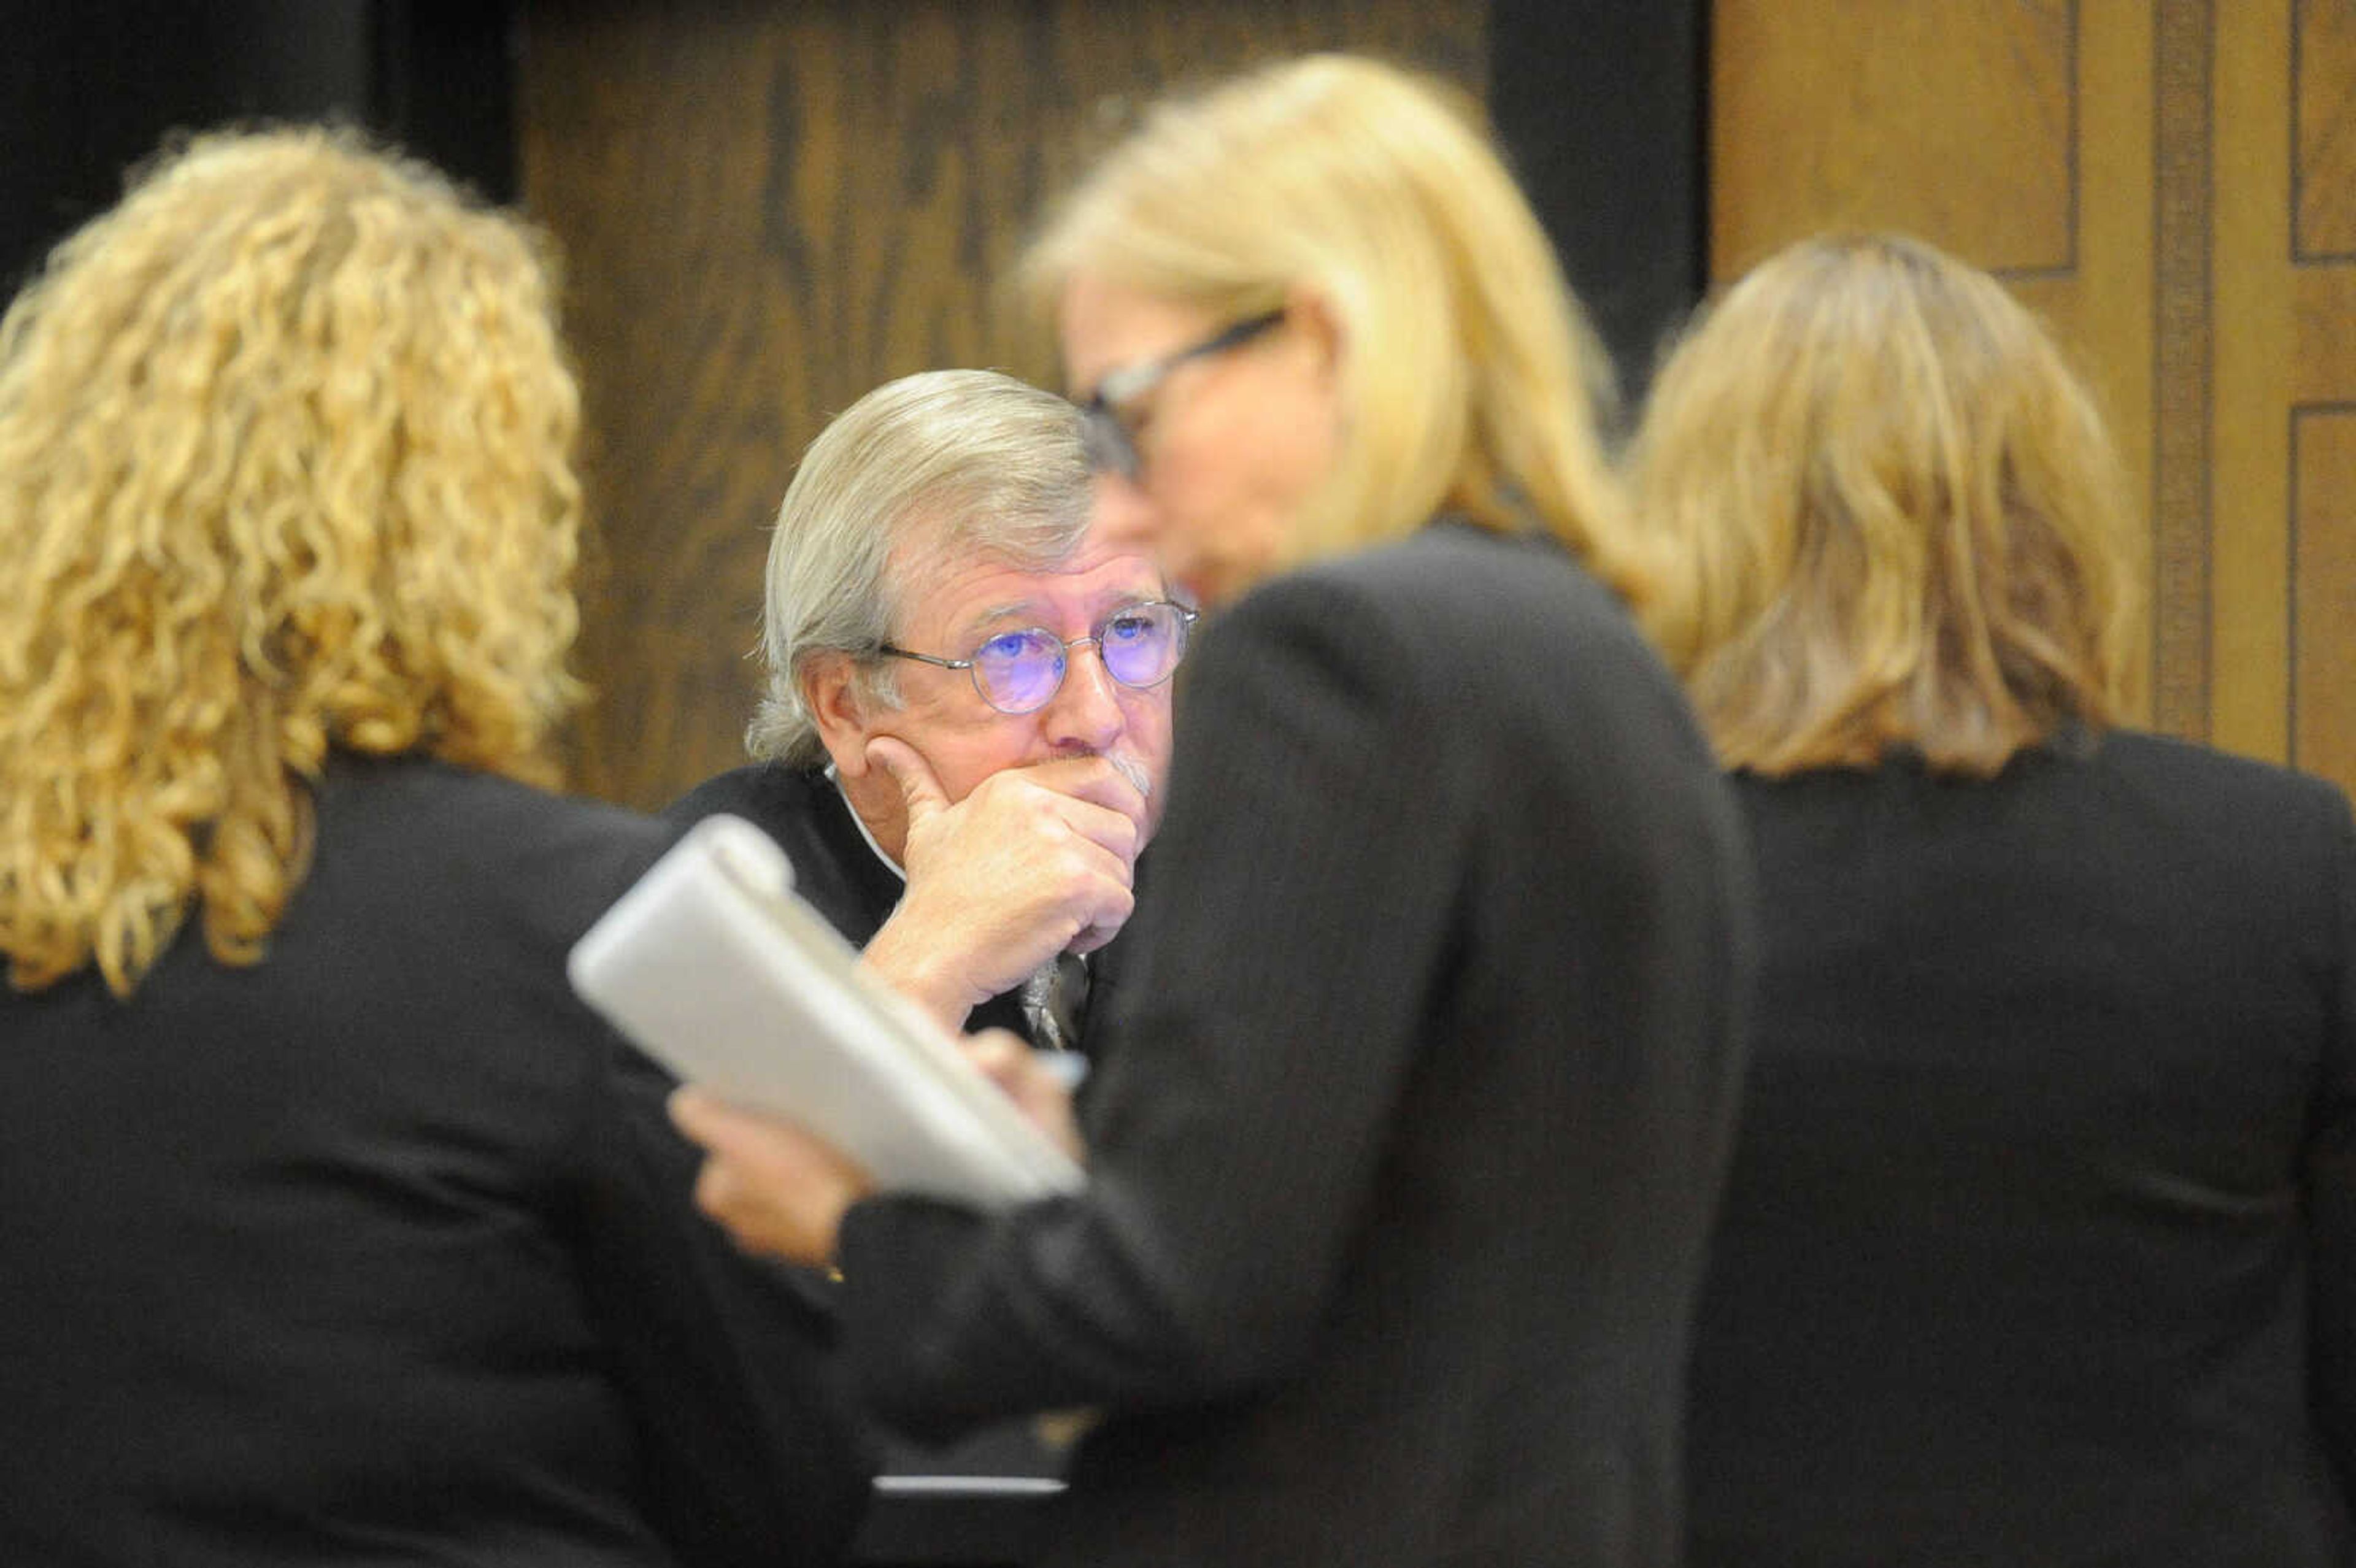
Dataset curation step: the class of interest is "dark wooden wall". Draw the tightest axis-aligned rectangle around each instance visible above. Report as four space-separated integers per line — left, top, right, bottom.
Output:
0 1 514 293
0 2 1701 818
1489 0 1706 418
518 0 1490 810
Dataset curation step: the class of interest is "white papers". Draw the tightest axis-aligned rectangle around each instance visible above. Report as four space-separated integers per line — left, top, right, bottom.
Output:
568 813 1085 1210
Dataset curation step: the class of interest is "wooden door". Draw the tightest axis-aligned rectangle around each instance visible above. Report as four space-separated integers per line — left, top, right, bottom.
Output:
518 0 1482 810
1711 0 2356 796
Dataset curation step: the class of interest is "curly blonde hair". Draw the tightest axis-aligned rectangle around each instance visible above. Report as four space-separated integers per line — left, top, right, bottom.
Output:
1630 233 2144 777
0 126 587 997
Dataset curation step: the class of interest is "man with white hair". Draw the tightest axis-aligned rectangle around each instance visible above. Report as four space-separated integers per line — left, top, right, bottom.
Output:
666 368 1182 1060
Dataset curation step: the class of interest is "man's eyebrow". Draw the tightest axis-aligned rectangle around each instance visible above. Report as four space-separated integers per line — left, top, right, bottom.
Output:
958 583 1169 638
960 600 1040 632
1075 587 1171 624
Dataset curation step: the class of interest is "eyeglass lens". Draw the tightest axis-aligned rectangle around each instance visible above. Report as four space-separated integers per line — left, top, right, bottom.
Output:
972 602 1190 713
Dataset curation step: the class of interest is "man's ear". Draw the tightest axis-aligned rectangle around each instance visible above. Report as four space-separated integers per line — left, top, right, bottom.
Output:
802 652 879 778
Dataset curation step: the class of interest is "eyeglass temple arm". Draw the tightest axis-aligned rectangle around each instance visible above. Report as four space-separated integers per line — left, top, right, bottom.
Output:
876 645 972 672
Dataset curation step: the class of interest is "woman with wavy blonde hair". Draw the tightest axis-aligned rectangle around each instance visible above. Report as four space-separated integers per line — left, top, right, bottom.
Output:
0 128 869 1568
1634 231 2142 775
1631 233 2355 1566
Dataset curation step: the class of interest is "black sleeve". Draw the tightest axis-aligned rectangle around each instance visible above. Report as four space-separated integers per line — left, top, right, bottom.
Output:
834 572 1470 1441
660 769 749 829
568 1032 877 1567
2311 785 2356 1499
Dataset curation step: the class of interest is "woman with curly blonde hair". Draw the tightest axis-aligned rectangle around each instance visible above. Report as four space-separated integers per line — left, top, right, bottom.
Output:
1631 233 2355 1566
0 125 584 997
0 128 869 1568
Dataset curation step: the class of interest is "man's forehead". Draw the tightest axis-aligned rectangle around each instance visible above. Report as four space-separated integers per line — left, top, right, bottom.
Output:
897 546 1166 633
958 572 1161 623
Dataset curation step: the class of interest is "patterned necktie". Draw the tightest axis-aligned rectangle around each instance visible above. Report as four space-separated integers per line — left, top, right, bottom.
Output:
1019 950 1090 1053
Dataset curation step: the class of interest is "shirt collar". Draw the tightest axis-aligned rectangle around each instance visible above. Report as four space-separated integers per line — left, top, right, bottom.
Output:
824 763 906 883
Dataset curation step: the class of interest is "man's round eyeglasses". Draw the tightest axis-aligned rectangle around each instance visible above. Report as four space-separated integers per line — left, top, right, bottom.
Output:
879 599 1199 716
1079 309 1285 480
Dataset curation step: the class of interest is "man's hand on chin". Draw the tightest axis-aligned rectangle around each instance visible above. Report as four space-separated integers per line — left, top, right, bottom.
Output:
858 738 1148 1026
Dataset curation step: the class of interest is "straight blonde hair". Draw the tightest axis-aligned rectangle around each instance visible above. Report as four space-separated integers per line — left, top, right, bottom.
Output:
1630 233 2144 776
1017 52 1646 603
0 127 585 996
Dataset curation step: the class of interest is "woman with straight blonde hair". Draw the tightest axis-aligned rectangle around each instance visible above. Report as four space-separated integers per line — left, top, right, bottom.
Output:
1632 232 2355 1566
0 126 869 1568
675 52 1754 1568
1013 50 1649 608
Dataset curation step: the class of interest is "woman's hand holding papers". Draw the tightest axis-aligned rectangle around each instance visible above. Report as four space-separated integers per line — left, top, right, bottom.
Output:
671 1028 1082 1263
670 1090 876 1267
958 1029 1084 1161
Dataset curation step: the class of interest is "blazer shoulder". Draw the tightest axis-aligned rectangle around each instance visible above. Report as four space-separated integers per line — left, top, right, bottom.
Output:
1225 523 1634 668
1297 519 1612 605
319 756 671 913
2097 728 2355 828
1195 523 1722 823
668 763 898 943
663 761 824 826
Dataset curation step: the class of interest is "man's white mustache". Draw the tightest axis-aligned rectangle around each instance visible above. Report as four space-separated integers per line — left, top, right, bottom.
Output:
1105 750 1153 799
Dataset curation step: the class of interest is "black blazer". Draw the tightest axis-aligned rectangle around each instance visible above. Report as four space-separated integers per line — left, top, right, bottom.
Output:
0 758 872 1568
830 521 1757 1568
664 762 1076 1048
1685 732 2356 1566
664 758 1095 1555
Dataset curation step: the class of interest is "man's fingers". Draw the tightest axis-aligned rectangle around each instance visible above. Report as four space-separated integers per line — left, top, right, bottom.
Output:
874 750 1151 1003
866 736 952 828
1009 755 1152 840
869 776 1142 1010
1066 910 1126 956
963 761 1146 864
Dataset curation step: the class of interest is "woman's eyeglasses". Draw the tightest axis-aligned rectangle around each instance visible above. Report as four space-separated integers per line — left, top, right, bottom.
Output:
1079 309 1285 480
879 599 1199 715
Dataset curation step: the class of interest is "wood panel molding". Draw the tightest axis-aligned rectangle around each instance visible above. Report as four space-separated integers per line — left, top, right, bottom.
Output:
2289 4 2356 784
2293 411 2356 782
2211 1 2295 761
2296 0 2356 259
2298 267 2356 401
2151 0 2214 741
1711 0 2355 796
2039 0 2157 722
1709 0 2076 282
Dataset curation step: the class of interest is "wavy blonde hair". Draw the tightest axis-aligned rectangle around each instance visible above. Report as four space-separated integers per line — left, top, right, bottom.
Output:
1016 53 1646 603
1630 233 2144 777
0 126 586 997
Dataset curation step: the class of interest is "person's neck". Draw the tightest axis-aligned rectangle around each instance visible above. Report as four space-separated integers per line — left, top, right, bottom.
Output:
825 764 907 879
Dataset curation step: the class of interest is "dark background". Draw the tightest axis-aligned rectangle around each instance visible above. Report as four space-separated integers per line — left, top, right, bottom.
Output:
0 0 1698 398
1 0 1704 811
0 0 515 295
